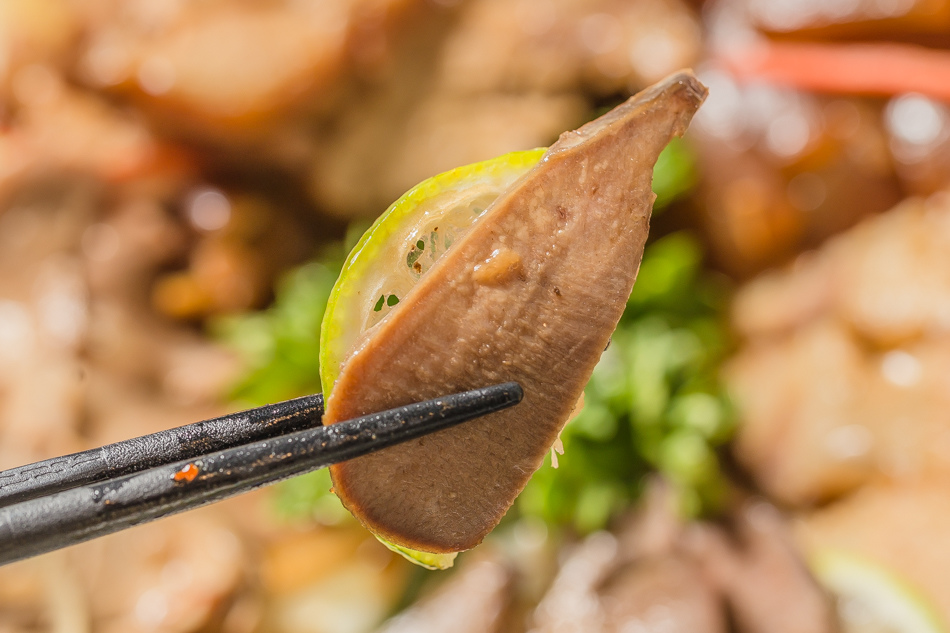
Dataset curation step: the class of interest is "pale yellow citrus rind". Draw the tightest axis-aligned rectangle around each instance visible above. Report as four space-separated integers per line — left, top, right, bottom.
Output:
812 550 946 633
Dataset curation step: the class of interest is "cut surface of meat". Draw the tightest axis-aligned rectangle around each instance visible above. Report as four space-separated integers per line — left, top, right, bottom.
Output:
323 71 707 553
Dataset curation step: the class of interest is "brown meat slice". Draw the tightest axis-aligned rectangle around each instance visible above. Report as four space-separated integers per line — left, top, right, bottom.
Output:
531 481 726 633
599 557 724 633
687 502 837 633
323 71 707 553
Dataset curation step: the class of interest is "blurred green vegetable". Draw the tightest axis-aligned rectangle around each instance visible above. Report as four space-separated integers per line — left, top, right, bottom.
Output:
214 259 338 407
652 138 697 210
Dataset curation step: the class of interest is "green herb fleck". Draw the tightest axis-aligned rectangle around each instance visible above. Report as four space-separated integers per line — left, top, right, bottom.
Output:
416 240 425 250
387 294 400 307
374 295 385 312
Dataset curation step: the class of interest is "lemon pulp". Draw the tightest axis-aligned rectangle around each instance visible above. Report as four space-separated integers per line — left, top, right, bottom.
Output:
319 148 545 568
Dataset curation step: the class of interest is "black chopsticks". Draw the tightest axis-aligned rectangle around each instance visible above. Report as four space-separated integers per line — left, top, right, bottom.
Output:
0 393 327 506
0 382 523 565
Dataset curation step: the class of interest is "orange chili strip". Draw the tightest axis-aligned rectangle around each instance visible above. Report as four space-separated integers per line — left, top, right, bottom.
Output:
721 41 950 103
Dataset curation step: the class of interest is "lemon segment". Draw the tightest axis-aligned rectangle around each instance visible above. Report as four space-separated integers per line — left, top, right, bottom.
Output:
812 550 946 633
320 148 545 397
318 149 545 568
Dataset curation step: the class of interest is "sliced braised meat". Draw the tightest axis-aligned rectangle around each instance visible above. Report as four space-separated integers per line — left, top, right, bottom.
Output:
323 72 707 553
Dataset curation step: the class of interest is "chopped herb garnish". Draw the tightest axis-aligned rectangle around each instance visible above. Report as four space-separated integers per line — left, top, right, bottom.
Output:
387 294 400 307
416 240 425 250
407 248 420 268
374 295 385 312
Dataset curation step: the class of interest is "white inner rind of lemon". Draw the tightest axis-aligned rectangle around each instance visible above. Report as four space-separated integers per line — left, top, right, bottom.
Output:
319 148 545 569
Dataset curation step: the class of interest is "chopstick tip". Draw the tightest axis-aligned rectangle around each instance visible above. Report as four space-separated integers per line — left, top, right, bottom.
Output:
500 381 524 405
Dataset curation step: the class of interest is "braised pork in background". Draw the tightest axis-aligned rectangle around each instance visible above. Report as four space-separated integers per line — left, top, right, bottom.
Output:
1 1 949 631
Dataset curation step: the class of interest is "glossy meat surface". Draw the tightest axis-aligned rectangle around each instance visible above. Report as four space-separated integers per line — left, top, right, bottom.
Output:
324 71 707 552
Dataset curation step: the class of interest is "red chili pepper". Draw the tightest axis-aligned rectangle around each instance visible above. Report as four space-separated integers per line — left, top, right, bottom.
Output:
721 41 950 103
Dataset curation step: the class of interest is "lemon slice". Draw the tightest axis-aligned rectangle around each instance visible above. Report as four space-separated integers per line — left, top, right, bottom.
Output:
813 550 946 633
319 148 544 568
320 148 544 397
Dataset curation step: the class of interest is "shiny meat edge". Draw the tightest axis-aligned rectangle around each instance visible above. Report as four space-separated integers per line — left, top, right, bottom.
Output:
323 71 708 553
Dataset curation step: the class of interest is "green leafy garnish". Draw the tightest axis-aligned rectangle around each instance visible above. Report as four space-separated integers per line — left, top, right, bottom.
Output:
214 254 342 408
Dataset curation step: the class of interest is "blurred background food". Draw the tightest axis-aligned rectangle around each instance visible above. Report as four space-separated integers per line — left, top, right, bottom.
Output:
1 0 949 631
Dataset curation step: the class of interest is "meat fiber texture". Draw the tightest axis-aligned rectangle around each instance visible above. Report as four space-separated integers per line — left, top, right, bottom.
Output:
323 71 708 553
